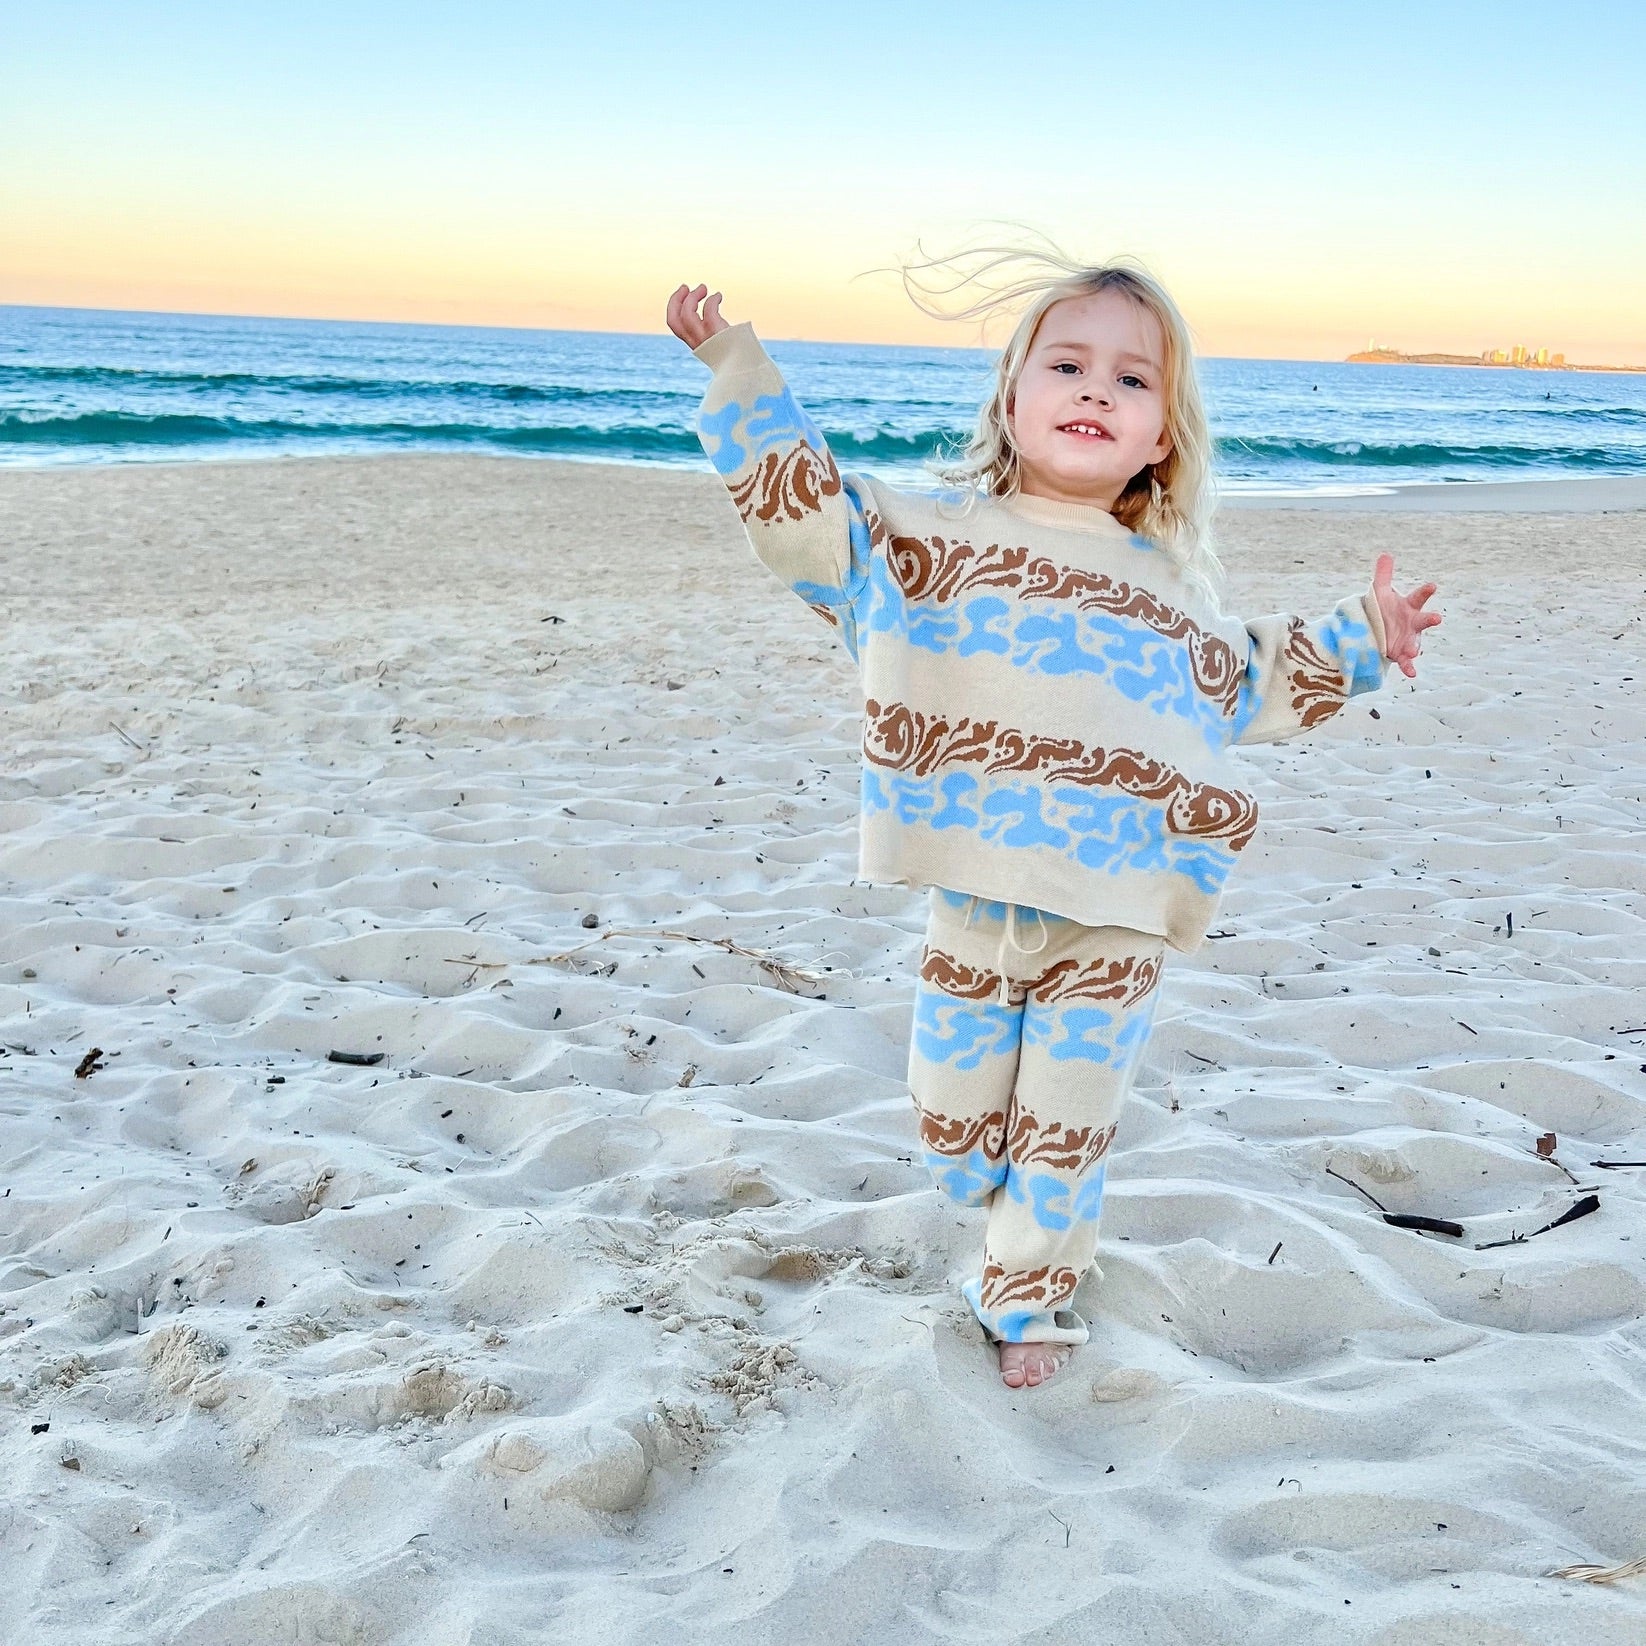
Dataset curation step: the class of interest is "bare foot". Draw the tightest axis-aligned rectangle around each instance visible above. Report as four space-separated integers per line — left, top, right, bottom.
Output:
998 1341 1074 1388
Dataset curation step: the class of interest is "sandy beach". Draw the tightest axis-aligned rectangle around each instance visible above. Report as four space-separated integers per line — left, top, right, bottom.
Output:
2 452 1643 1644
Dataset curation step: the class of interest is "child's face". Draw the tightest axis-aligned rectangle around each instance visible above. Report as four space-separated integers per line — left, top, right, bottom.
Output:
1007 290 1173 509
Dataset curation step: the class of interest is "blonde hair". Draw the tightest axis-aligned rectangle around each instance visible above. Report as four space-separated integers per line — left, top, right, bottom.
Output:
902 244 1225 609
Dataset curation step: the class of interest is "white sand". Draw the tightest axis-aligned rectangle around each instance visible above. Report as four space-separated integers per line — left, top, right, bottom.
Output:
2 454 1643 1644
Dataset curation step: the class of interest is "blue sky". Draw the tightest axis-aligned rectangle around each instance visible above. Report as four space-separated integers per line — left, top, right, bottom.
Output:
3 1 1642 358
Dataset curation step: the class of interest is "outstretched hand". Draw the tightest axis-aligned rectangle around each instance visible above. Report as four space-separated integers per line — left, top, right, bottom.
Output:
666 284 729 350
1371 553 1441 678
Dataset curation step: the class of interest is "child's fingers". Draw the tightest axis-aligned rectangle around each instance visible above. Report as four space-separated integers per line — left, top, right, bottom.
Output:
703 291 724 329
667 284 716 345
1374 552 1395 587
666 284 699 338
687 284 712 340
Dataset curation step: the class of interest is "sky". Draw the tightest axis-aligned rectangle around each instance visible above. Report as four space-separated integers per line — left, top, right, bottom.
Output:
2 1 1643 361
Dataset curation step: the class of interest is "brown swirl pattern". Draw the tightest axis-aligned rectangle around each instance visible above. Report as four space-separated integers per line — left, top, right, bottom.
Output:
865 699 1259 849
885 532 1243 713
917 1104 1007 1160
1282 619 1350 730
730 442 842 524
1024 952 1163 1007
1006 1111 1118 1177
977 1257 1080 1312
921 947 1163 1009
887 533 1033 602
919 947 1026 1007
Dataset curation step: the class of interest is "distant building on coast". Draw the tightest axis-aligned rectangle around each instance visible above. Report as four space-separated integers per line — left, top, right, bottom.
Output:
1481 344 1564 366
1349 339 1637 371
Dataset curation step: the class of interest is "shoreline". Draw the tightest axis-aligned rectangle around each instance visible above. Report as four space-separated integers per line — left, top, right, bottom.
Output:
1218 472 1646 513
2 449 1643 515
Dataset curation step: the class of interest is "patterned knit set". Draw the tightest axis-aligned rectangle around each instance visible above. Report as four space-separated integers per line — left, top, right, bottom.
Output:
693 323 1390 1344
911 889 1166 1342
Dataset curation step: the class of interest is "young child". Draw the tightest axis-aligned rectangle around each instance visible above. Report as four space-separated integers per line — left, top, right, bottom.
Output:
665 260 1440 1390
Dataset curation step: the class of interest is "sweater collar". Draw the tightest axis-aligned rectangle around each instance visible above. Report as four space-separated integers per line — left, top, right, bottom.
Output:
995 491 1134 539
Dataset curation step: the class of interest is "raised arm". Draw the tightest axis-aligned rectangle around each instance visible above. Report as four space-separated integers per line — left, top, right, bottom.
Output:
667 284 873 659
1228 556 1439 745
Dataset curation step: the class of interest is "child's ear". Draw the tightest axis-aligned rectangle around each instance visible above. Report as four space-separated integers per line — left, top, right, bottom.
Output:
1148 431 1173 464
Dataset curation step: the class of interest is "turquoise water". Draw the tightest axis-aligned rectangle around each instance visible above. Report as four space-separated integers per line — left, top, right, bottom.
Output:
3 305 1644 493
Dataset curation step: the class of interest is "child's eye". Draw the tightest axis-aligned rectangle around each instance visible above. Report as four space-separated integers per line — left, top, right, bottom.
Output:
1053 362 1080 374
1120 373 1148 389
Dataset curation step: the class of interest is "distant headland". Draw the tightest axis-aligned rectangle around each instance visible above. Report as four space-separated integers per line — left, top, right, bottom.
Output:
1347 340 1646 373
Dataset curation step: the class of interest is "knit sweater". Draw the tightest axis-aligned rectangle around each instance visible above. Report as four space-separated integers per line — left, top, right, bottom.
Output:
693 322 1391 953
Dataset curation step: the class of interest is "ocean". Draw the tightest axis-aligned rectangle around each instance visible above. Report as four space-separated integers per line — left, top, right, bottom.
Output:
3 304 1644 494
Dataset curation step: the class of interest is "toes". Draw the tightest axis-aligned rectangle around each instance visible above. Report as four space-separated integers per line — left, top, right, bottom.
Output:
997 1342 1073 1388
1025 1348 1068 1386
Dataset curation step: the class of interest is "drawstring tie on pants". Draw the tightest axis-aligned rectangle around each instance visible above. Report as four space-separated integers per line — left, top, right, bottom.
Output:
962 895 1050 1006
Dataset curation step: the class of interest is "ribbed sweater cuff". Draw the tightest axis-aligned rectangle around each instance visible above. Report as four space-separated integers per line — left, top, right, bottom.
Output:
693 320 767 376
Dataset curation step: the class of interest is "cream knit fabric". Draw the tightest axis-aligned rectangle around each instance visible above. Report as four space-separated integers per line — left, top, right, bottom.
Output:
694 323 1390 951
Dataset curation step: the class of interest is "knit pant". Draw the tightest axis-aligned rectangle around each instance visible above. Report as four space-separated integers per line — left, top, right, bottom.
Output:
909 888 1166 1346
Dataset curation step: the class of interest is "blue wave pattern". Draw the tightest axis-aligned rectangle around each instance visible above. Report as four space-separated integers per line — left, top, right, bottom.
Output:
4 305 1645 488
699 383 832 476
861 766 1238 894
914 985 1157 1077
1319 608 1386 695
852 552 1236 749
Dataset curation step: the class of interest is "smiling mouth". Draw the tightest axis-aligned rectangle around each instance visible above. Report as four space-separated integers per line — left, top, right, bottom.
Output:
1057 421 1113 441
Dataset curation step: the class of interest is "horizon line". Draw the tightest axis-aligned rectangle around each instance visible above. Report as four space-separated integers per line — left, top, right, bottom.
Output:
0 298 1414 368
4 298 1638 371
